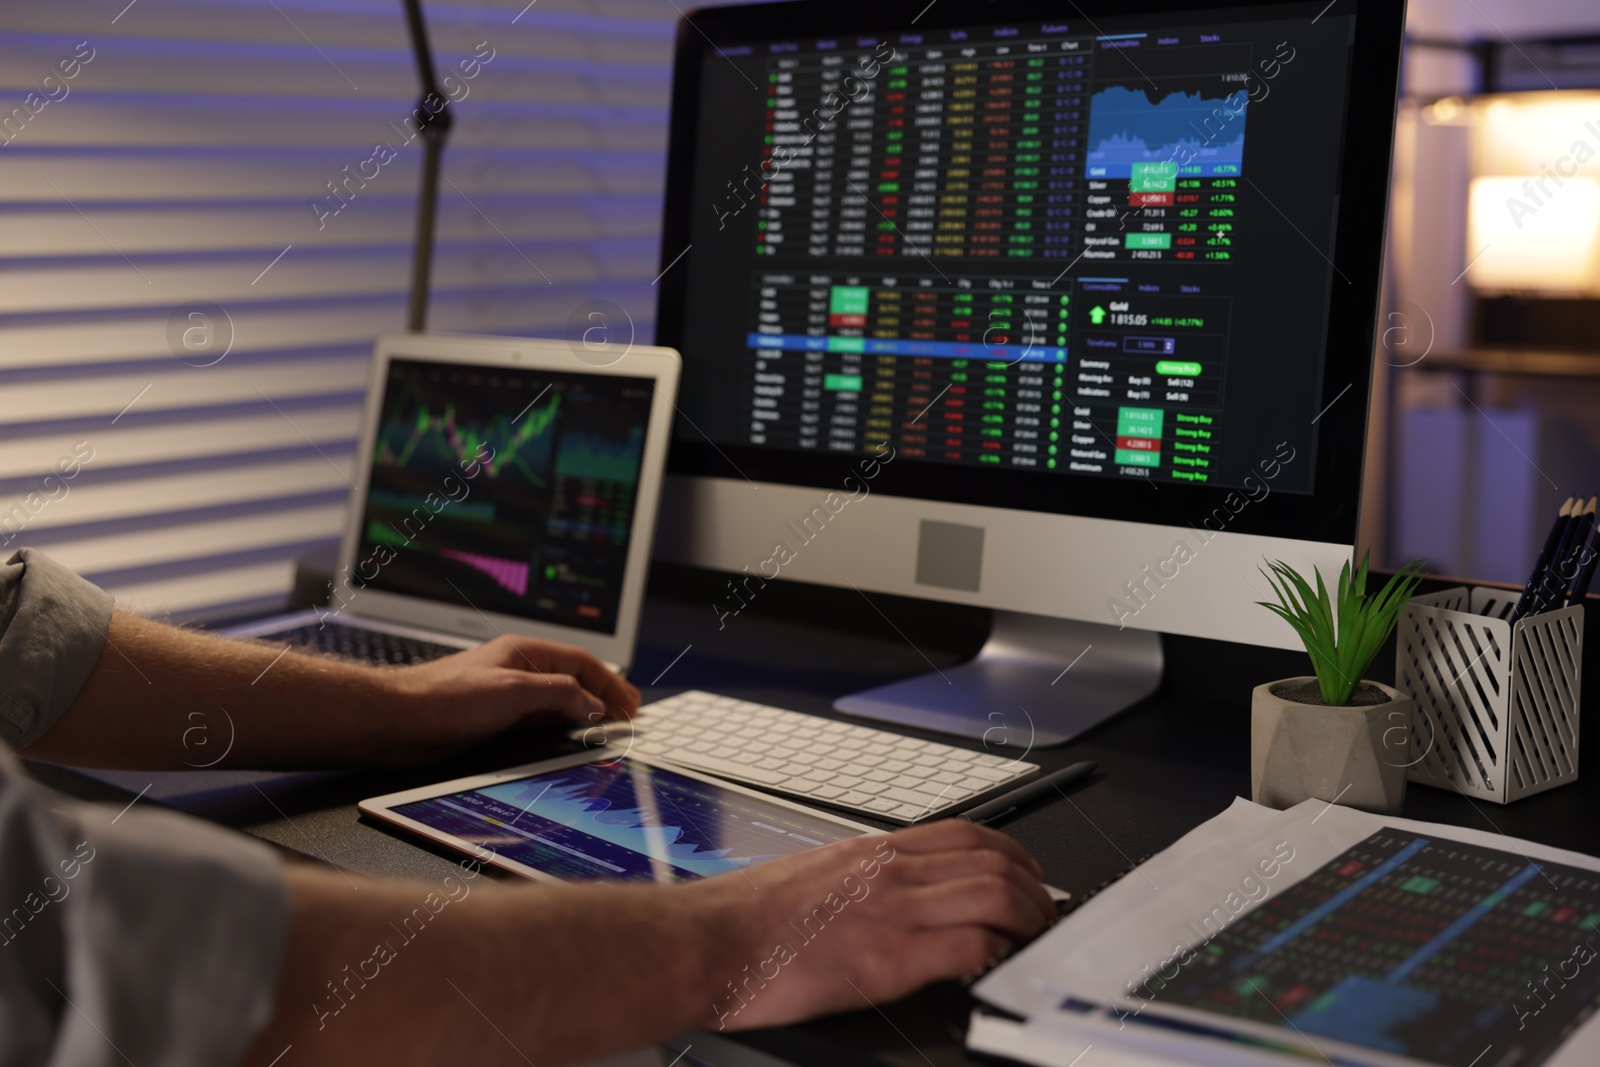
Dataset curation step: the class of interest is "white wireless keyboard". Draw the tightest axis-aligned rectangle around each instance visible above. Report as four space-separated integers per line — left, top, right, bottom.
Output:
592 690 1040 824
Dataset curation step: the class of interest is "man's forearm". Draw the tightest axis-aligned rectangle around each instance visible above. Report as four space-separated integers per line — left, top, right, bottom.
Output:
243 863 740 1067
22 612 408 770
24 610 638 772
241 821 1057 1066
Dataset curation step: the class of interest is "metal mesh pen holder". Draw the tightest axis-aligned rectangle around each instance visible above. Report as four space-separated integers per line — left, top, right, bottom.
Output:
1396 586 1583 804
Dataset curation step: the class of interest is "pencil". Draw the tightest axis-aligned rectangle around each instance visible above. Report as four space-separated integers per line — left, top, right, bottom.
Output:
1567 498 1600 607
1512 496 1574 620
1533 497 1595 617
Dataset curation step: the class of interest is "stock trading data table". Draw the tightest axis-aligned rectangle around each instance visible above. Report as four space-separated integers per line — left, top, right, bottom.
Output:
677 12 1337 497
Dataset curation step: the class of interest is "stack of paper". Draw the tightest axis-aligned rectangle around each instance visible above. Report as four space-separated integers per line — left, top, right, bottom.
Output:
970 798 1600 1067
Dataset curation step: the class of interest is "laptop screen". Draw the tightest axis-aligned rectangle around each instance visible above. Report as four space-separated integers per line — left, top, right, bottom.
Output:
349 357 656 635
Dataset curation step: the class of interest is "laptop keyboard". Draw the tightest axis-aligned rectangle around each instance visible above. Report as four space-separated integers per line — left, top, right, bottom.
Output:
595 690 1040 824
255 621 463 665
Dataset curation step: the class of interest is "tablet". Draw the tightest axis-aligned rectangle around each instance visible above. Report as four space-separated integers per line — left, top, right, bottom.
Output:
359 751 881 884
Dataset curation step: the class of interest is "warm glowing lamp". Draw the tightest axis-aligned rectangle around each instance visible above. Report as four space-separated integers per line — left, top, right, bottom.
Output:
1466 175 1600 293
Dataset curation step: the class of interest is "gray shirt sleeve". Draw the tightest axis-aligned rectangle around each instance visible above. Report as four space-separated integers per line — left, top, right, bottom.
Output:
0 551 291 1067
0 549 115 749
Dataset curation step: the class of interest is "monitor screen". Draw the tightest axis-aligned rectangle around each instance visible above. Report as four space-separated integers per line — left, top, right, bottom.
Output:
351 358 655 634
658 0 1389 542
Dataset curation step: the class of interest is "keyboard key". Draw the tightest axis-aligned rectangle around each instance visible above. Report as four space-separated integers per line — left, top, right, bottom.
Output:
670 755 786 785
885 785 940 806
902 771 947 796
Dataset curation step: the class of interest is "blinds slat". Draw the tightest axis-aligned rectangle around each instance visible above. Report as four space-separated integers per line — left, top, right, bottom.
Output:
39 504 345 576
1 248 632 315
2 1 673 51
7 99 665 148
0 361 368 424
0 283 653 369
0 407 360 479
4 457 354 533
2 198 661 257
0 151 661 202
104 559 298 616
0 40 669 100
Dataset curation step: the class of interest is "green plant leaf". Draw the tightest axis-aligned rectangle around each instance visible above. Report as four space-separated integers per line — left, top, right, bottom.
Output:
1257 553 1428 705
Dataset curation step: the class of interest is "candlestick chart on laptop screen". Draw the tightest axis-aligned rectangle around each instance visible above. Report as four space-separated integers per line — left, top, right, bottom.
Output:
352 358 654 635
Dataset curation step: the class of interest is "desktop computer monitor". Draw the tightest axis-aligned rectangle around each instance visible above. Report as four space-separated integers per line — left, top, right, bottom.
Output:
652 0 1406 745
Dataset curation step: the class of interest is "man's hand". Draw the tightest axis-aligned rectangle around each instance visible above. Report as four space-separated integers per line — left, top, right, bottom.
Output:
383 636 641 763
696 820 1055 1031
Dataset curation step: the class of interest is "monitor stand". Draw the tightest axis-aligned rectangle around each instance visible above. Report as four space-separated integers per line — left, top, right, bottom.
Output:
833 612 1162 748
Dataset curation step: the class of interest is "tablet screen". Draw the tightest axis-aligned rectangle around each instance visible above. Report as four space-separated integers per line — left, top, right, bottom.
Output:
389 757 865 882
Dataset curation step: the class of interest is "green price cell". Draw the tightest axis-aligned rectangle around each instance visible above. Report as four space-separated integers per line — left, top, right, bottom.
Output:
1117 407 1164 437
1129 162 1178 193
829 286 869 315
1125 233 1173 250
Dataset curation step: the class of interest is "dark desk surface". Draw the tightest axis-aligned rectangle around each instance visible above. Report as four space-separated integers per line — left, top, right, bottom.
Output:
32 566 1600 1067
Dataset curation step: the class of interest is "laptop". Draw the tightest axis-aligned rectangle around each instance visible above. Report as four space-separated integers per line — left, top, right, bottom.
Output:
228 332 681 675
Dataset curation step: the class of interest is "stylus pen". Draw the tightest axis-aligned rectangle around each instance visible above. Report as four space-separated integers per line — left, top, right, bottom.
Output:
956 760 1098 826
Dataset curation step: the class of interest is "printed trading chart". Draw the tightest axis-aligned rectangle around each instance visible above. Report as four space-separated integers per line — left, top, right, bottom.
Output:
1161 830 1600 1067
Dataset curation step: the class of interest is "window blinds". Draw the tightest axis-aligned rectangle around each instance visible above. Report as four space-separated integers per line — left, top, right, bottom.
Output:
0 0 684 619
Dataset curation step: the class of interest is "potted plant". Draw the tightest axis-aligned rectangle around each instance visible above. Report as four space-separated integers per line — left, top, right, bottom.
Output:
1252 553 1426 815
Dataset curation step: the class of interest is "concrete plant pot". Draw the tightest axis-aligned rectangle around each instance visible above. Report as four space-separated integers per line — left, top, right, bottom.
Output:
1251 676 1413 816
